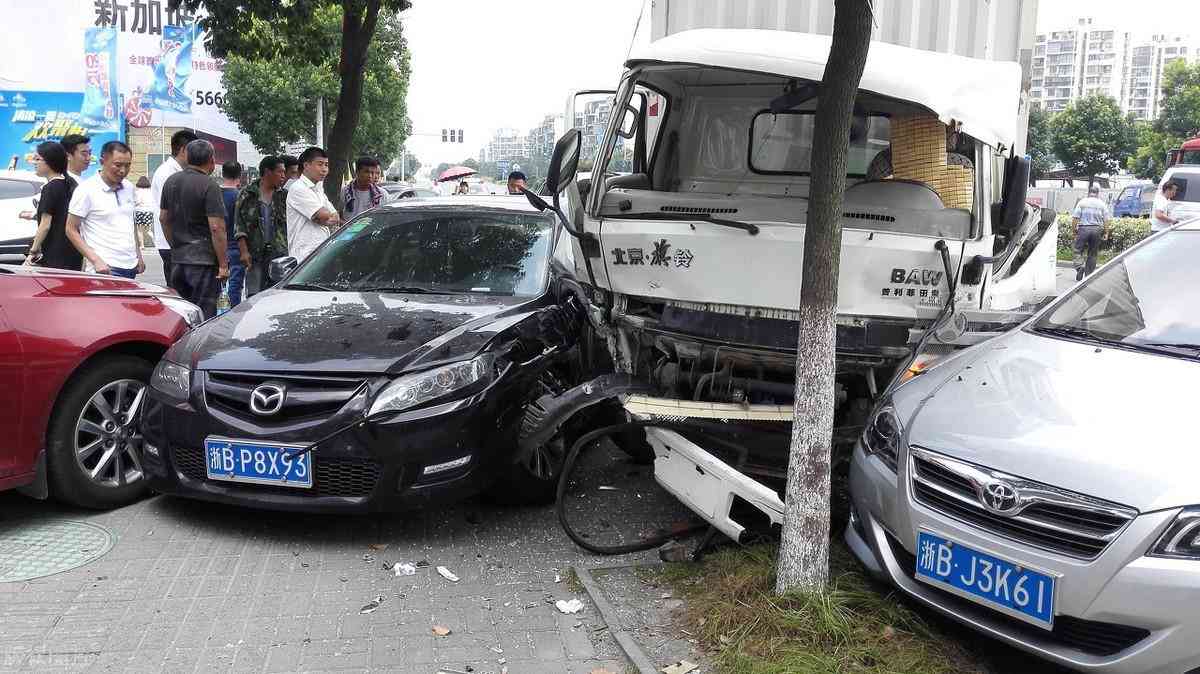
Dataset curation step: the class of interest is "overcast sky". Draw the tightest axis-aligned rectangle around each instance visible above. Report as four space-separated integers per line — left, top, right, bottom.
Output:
400 0 1199 174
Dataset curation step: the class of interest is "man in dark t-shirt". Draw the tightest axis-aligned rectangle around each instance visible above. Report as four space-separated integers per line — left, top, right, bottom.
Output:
160 140 228 318
220 161 244 307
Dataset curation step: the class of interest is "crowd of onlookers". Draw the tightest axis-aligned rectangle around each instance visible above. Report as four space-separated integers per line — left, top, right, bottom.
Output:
22 130 395 319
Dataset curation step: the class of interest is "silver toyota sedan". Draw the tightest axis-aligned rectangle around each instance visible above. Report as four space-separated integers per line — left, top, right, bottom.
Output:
847 221 1200 673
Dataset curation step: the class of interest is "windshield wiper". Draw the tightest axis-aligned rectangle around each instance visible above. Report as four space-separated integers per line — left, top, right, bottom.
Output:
283 282 343 292
1133 342 1200 358
619 211 759 235
1033 325 1120 345
357 285 434 294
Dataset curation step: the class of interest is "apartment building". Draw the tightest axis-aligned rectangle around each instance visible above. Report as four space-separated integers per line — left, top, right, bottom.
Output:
1126 34 1195 120
479 128 528 164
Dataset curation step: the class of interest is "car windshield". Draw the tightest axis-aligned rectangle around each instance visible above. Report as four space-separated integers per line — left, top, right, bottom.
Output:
1033 230 1200 357
289 209 555 297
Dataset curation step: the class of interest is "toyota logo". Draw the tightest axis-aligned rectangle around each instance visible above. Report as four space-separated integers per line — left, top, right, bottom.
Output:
249 383 287 416
981 480 1021 514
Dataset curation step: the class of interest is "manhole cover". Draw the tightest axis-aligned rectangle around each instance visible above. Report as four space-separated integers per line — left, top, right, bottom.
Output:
0 520 115 583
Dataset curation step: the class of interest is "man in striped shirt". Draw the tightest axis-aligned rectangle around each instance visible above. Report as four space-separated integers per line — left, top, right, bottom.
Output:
1072 185 1111 281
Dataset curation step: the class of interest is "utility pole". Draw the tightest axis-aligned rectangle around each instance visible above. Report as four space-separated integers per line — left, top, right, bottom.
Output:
316 97 325 147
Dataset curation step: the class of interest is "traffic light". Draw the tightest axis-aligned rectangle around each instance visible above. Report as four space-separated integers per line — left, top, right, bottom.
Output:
442 129 448 142
457 129 464 143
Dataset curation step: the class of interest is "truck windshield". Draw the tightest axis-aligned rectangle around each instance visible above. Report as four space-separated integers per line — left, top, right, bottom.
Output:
1033 230 1200 358
749 111 891 176
290 210 555 297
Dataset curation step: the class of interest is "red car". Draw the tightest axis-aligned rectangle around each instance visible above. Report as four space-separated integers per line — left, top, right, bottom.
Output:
0 265 200 508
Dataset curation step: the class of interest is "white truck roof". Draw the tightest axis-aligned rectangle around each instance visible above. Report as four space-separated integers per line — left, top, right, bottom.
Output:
627 29 1022 149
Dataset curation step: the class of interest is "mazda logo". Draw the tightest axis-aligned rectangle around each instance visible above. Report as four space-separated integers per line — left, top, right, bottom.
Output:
981 480 1020 514
249 383 287 416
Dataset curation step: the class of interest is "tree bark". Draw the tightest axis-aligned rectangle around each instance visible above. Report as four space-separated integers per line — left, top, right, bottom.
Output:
776 0 875 595
324 0 382 203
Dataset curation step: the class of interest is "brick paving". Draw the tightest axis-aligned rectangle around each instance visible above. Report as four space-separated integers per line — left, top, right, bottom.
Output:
0 489 658 674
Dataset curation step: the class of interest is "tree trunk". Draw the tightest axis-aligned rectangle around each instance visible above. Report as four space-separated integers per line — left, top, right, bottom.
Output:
324 0 382 204
776 0 875 595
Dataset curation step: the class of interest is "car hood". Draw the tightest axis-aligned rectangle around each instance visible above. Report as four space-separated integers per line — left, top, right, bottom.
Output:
183 289 537 374
907 329 1200 513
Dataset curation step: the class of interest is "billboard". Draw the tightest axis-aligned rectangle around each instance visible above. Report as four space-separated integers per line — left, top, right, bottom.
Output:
0 91 123 178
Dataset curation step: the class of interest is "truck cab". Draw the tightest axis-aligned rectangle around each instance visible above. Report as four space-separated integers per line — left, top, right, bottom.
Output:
1112 182 1156 218
543 29 1058 541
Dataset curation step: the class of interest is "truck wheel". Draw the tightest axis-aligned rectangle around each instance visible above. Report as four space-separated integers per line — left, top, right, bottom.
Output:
46 356 152 510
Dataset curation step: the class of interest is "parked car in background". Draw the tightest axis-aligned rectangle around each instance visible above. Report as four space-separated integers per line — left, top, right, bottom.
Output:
385 186 438 202
0 265 201 508
1111 181 1156 218
141 196 601 513
847 221 1200 673
0 170 45 262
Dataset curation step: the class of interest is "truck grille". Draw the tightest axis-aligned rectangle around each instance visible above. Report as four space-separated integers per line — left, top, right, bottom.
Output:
204 371 365 423
172 446 382 498
887 534 1150 657
909 448 1136 559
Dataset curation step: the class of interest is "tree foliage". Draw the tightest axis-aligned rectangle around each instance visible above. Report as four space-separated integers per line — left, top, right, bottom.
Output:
1050 94 1137 185
174 0 412 200
1026 102 1056 181
216 5 410 167
1128 122 1178 182
1156 59 1200 139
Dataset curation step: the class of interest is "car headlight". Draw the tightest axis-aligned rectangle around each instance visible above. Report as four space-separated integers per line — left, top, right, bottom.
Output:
1149 508 1200 559
150 360 191 402
159 296 203 327
861 400 903 472
368 354 494 417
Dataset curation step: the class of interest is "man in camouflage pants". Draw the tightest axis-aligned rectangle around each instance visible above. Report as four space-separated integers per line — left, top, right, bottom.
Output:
234 156 290 298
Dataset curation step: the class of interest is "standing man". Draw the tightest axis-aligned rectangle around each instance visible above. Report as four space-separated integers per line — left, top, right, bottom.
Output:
65 141 144 278
506 170 527 195
1152 179 1183 233
60 134 92 182
1071 184 1112 281
220 161 245 307
151 129 199 287
234 156 290 298
160 140 228 318
341 156 385 217
283 156 301 190
286 147 340 261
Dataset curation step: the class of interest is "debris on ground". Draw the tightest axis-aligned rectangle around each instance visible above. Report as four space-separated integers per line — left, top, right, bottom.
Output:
489 645 503 654
393 562 417 577
359 595 384 614
436 566 460 582
368 543 388 551
598 485 620 491
554 573 562 583
658 540 690 563
415 559 430 568
660 661 699 674
555 598 585 614
431 625 452 637
589 669 617 674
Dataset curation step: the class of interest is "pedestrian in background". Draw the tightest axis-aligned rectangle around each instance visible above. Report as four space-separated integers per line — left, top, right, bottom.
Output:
151 129 199 288
60 134 91 182
235 155 290 298
134 175 153 248
26 141 82 271
286 146 340 261
1072 184 1111 280
160 139 228 318
283 155 301 190
341 156 385 217
1152 179 1182 233
65 141 143 278
506 170 527 195
220 161 245 307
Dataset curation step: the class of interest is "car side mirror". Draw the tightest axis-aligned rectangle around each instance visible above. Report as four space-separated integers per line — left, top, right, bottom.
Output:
268 256 298 282
544 129 582 197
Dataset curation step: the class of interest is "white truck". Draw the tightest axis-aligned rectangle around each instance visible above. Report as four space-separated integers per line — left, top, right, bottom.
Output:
523 29 1059 546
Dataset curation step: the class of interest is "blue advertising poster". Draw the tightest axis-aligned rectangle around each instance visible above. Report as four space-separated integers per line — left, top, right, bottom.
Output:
81 27 120 132
146 24 195 114
0 91 123 179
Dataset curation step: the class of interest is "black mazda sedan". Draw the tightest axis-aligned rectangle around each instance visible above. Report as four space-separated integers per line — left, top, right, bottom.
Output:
140 197 599 512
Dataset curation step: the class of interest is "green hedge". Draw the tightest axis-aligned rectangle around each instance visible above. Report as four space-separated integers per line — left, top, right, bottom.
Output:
1055 214 1152 255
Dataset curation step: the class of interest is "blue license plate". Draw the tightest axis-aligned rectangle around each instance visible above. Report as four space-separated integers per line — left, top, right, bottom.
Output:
204 438 313 489
914 531 1056 629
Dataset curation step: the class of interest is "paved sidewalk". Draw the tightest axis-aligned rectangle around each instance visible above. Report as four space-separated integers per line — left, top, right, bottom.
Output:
0 489 654 674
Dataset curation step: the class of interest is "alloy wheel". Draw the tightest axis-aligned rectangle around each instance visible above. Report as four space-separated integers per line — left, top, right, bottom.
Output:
73 379 146 488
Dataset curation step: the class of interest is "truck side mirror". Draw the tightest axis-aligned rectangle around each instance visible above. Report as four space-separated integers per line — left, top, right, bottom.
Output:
545 129 582 197
998 156 1031 236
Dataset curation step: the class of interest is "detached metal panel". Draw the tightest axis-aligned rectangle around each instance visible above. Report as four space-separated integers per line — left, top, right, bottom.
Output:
651 0 1035 64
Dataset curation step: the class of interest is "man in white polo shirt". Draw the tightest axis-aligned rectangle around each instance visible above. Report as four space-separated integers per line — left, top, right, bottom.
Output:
286 146 341 261
65 140 144 278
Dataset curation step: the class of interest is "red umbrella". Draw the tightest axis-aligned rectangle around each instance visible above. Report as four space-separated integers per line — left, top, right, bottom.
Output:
436 166 477 183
